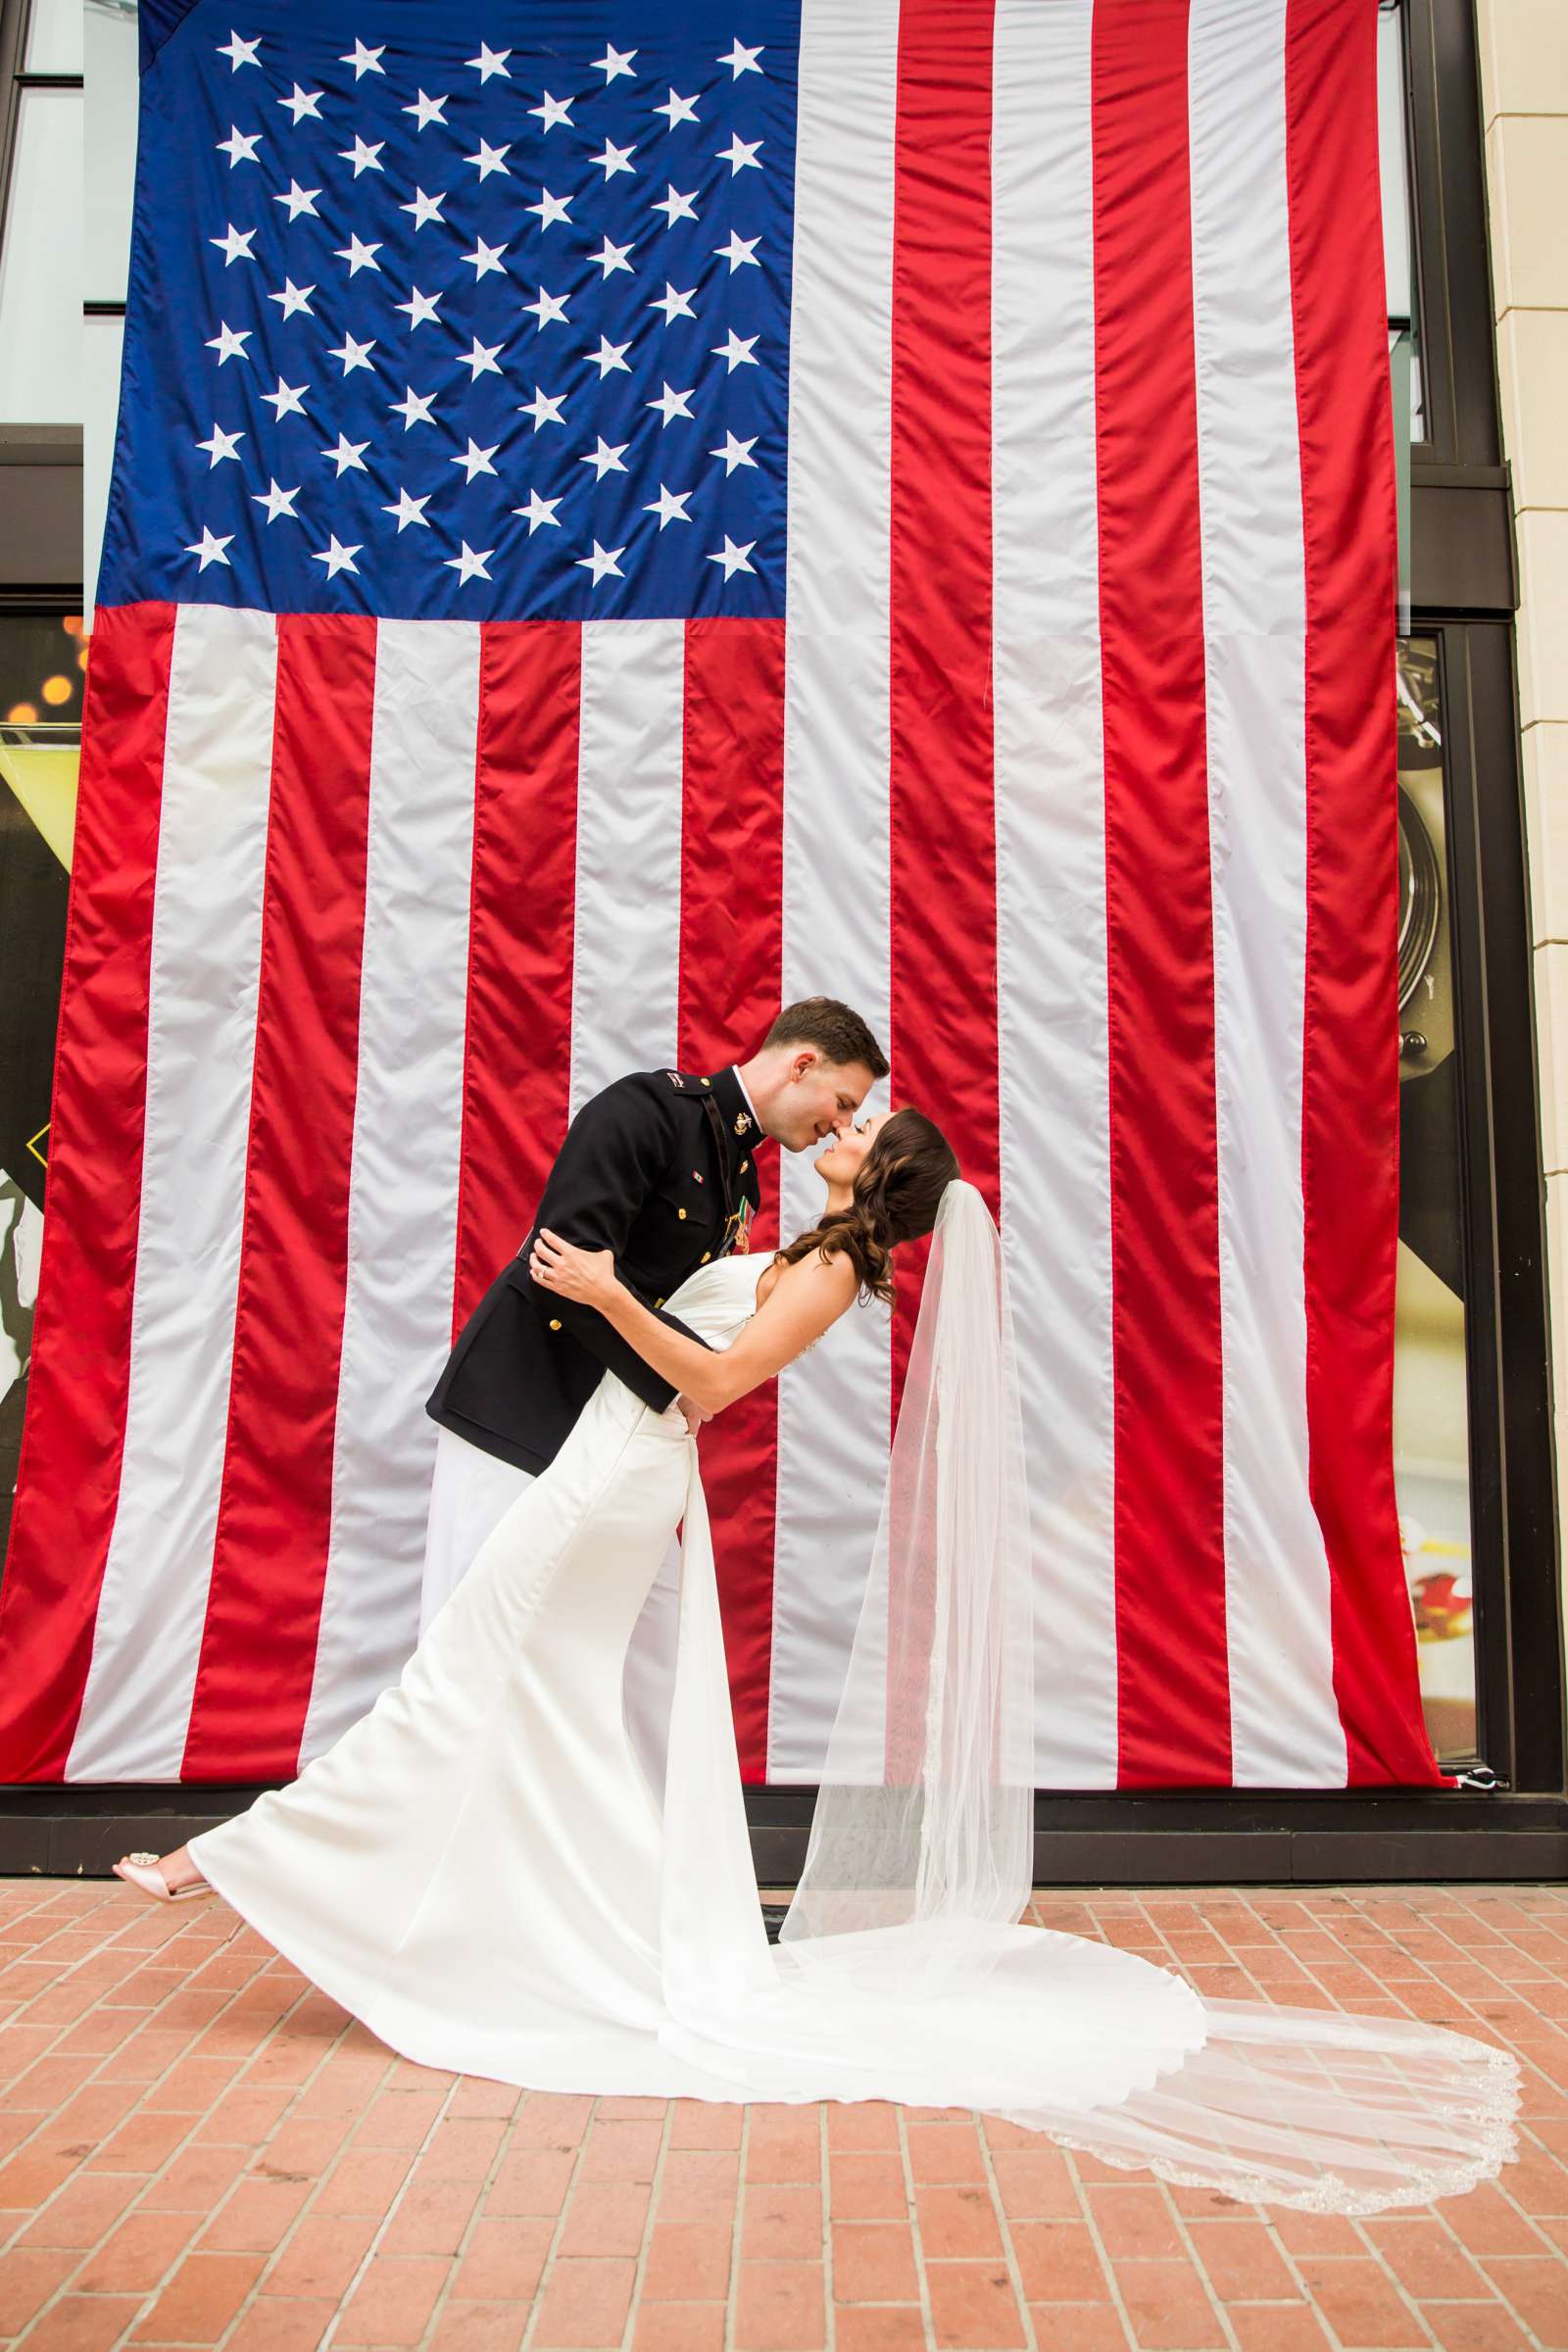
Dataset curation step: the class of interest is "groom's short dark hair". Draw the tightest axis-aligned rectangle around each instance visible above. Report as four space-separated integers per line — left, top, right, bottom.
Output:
761 999 890 1081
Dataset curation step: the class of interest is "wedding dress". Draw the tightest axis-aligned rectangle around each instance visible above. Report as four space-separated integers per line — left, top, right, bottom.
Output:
187 1190 1521 2213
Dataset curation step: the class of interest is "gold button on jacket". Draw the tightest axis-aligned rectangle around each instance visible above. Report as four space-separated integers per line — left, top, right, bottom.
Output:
548 1318 562 1331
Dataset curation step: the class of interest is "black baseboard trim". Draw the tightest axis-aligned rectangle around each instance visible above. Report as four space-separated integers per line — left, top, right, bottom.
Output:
4 1785 1564 1887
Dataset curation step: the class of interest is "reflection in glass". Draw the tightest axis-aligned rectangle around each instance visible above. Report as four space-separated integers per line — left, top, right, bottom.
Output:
1394 638 1476 1762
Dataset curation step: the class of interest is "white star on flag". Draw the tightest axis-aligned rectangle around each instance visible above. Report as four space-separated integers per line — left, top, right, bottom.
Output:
517 386 566 430
580 437 629 479
334 235 382 274
277 83 322 122
709 536 757 578
654 89 699 129
327 331 376 373
252 479 300 522
451 438 499 481
206 321 251 364
593 44 636 80
513 490 563 531
444 542 494 582
710 430 759 472
383 488 432 530
269 277 316 318
652 184 698 227
217 31 261 71
645 484 693 528
321 434 370 475
461 235 508 277
458 338 504 379
650 282 697 323
527 188 572 230
466 140 512 180
217 126 263 166
588 334 632 377
185 526 233 568
388 386 437 429
396 287 442 329
274 180 319 220
648 382 695 425
312 535 361 576
529 93 573 131
575 539 626 580
196 423 244 466
714 231 760 271
712 328 760 370
210 224 256 265
403 90 448 127
260 377 308 418
590 138 637 178
588 236 635 276
718 39 763 75
716 133 762 174
402 189 447 229
341 39 385 77
339 136 385 176
466 44 512 80
523 287 569 330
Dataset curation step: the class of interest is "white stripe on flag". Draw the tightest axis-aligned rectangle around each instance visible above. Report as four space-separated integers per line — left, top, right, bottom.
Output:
993 0 1118 1787
569 620 686 1117
1188 0 1344 1783
68 605 277 1780
768 0 901 1781
301 619 480 1763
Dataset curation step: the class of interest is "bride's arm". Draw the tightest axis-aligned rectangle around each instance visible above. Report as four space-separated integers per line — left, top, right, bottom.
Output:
529 1232 858 1416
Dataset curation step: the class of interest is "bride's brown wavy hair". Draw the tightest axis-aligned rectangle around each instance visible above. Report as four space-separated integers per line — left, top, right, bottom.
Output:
767 1107 960 1309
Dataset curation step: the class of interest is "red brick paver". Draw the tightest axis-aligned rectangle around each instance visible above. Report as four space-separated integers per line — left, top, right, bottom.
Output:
0 1882 1563 2350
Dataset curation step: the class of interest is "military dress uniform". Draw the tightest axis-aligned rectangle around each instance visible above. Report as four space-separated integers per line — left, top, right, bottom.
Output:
417 1060 765 1643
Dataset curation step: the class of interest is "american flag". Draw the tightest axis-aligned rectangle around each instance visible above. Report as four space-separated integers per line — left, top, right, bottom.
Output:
0 0 1450 1791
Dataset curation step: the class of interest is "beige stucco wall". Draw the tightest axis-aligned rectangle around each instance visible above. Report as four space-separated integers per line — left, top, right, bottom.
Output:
1475 0 1568 1586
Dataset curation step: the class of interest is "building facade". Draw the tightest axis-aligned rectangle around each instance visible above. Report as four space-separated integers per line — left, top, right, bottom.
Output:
0 0 1563 1877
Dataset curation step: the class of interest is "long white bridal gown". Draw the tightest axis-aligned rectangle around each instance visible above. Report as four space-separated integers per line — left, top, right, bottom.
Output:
187 1240 1521 2214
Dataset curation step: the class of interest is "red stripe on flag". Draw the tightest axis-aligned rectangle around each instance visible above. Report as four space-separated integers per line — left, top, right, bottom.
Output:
887 0 1001 1428
452 624 583 1330
677 615 785 1784
0 603 175 1782
1091 0 1230 1786
184 614 377 1781
1285 0 1446 1787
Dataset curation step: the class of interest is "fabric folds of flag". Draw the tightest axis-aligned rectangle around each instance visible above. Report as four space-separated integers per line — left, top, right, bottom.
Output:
0 0 1450 1793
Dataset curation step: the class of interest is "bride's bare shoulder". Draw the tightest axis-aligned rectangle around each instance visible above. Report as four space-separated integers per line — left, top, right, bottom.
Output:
754 1243 857 1315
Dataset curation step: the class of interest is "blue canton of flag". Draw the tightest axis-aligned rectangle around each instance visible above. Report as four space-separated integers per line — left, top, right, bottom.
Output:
98 0 798 621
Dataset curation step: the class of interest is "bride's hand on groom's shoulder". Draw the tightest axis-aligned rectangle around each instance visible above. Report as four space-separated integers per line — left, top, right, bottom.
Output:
529 1228 620 1309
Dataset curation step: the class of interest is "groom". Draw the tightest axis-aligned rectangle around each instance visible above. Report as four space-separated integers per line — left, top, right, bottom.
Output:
422 998 889 1936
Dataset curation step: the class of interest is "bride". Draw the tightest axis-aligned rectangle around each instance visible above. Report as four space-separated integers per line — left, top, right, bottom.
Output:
114 1108 1521 2213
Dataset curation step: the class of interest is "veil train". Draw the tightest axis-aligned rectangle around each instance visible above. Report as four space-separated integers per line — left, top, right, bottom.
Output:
655 1179 1521 2214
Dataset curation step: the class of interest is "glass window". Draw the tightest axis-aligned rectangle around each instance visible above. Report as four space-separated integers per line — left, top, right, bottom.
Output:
84 0 139 306
0 84 82 425
84 308 124 617
1380 0 1423 445
24 0 83 74
1394 636 1475 1763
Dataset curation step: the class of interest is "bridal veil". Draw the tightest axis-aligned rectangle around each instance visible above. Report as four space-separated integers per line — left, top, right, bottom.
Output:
657 1179 1522 2213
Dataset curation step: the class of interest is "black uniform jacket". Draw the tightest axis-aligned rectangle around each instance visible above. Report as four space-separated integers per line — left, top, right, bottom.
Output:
425 1060 766 1476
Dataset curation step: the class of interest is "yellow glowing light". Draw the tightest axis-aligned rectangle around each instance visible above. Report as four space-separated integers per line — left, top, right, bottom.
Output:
41 674 72 706
5 702 39 724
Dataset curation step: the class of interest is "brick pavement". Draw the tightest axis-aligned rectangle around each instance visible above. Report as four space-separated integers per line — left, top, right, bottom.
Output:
1 1880 1565 2351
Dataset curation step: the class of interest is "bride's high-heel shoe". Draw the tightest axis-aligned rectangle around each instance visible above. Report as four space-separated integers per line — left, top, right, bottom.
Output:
112 1851 215 1902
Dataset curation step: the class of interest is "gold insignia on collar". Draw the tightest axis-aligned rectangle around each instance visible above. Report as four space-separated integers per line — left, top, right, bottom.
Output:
734 1111 752 1135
